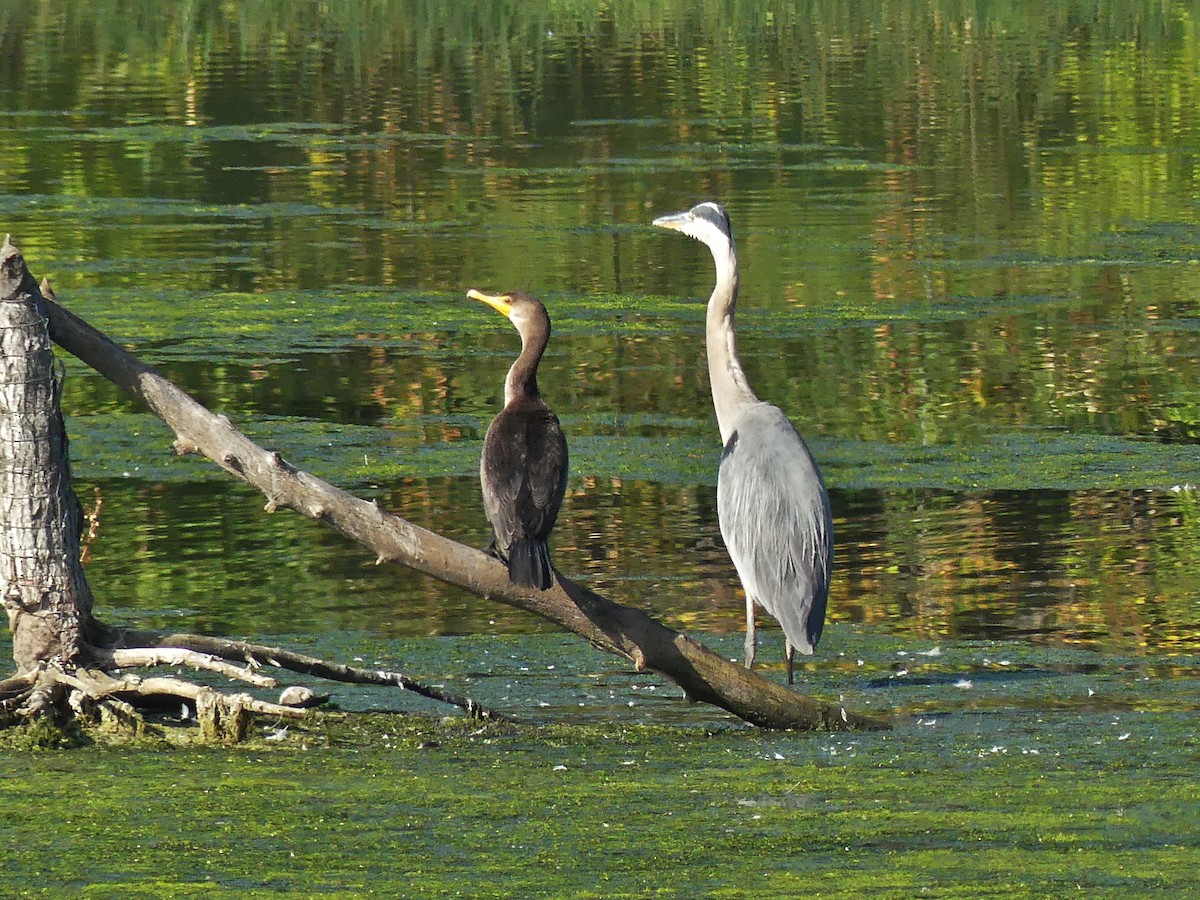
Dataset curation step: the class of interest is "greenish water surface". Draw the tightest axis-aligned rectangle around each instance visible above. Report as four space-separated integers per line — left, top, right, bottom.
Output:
3 0 1200 895
4 700 1198 898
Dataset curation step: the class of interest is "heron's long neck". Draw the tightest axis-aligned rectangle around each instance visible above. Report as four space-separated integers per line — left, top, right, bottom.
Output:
505 332 544 406
705 244 758 444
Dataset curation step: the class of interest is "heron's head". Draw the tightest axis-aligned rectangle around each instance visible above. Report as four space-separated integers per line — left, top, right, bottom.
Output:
652 202 734 252
467 289 550 339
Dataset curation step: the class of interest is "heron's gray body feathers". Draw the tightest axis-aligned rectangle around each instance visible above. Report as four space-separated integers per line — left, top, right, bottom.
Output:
718 402 832 655
653 200 833 680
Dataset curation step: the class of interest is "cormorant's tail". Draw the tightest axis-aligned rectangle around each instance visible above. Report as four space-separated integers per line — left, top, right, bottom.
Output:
506 539 554 591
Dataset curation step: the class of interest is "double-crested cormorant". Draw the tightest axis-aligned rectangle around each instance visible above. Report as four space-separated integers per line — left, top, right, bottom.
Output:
652 202 833 684
468 289 568 591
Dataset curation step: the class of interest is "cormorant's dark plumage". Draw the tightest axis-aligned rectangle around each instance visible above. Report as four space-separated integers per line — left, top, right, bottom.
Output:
468 289 568 590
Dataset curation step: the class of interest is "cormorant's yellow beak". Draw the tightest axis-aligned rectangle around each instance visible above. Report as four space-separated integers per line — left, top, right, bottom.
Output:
467 289 513 318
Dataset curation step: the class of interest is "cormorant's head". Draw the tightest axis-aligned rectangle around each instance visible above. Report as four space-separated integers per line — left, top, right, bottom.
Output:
652 201 734 252
467 289 550 339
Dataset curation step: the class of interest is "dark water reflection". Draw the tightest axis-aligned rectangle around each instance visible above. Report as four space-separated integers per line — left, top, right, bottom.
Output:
5 1 1200 660
77 478 1200 656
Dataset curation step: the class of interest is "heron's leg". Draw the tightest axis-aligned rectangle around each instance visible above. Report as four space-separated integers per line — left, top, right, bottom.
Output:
744 594 757 669
785 639 795 685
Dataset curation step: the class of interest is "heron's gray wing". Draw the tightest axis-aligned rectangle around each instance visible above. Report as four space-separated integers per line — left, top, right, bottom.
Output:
717 403 833 654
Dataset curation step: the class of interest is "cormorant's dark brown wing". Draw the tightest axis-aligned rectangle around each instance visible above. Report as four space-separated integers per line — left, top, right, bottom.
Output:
525 406 568 538
480 399 568 550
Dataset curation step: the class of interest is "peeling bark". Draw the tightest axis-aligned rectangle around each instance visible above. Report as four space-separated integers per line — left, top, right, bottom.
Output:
0 236 95 671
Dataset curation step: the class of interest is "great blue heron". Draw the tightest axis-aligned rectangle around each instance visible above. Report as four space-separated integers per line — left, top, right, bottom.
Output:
652 202 833 684
468 289 569 591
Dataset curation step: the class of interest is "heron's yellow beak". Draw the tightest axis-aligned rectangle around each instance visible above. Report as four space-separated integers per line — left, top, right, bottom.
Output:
467 289 513 318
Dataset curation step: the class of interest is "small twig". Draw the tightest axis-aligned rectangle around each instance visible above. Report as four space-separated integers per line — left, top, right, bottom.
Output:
117 630 511 722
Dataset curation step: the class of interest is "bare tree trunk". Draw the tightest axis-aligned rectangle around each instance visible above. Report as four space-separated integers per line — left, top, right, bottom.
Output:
0 237 95 673
37 275 886 732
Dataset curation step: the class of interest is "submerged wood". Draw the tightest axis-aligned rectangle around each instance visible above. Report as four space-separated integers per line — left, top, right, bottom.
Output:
40 280 887 731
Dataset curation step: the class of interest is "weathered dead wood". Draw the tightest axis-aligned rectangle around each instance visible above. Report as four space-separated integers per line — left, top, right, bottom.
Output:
0 236 95 671
93 696 154 738
113 631 508 721
99 647 277 688
0 668 37 699
11 663 307 741
125 678 301 742
132 677 305 719
40 276 888 731
21 667 64 720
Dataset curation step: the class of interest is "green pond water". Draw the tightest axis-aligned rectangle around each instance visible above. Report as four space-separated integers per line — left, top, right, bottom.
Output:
3 0 1200 895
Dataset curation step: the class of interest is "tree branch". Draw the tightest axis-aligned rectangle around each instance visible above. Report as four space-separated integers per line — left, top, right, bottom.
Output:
97 647 277 688
131 677 307 719
113 630 510 722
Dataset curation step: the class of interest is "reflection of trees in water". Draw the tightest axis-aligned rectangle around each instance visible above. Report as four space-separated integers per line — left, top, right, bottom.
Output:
8 0 1200 654
76 478 1200 652
832 487 1200 652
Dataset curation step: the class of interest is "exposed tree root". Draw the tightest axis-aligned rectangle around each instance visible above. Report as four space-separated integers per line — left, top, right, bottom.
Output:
2 604 506 743
0 668 38 701
8 620 513 736
113 630 509 722
0 636 507 743
97 647 277 687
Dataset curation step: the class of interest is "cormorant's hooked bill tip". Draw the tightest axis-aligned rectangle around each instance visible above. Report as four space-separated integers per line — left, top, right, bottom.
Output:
468 288 513 318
